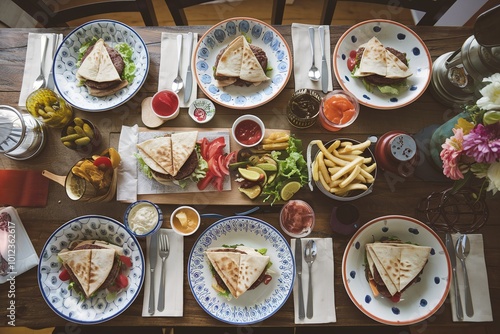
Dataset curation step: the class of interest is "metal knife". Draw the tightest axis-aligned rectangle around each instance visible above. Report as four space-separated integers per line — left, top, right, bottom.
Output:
295 239 305 319
318 26 328 94
184 32 194 104
446 233 463 320
148 232 159 315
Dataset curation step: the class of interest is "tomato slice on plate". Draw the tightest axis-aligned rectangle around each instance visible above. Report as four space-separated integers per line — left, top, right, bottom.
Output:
197 171 214 190
218 154 229 176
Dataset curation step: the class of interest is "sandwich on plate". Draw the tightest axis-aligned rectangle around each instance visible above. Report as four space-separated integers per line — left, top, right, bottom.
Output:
136 131 208 186
352 36 412 95
76 38 135 97
58 240 132 299
214 35 270 87
205 245 273 299
365 240 431 302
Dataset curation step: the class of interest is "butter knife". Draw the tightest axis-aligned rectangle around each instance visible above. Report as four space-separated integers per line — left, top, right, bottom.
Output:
184 32 194 104
318 26 328 94
446 233 463 320
295 239 305 319
148 232 159 315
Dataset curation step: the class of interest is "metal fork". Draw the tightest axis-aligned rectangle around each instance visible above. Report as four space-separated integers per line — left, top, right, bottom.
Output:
33 35 48 90
157 231 170 311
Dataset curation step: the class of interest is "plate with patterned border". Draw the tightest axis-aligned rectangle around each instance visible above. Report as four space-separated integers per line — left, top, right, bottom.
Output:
188 216 294 324
342 215 451 325
38 215 144 324
333 19 431 110
53 19 149 112
194 17 292 110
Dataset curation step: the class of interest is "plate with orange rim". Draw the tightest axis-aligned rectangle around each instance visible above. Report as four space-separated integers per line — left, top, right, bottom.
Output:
333 19 432 110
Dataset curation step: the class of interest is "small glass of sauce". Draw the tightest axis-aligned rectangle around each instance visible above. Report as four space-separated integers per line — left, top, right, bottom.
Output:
232 114 265 147
286 89 321 128
124 200 163 238
280 200 315 238
170 206 200 236
319 90 359 131
151 89 180 120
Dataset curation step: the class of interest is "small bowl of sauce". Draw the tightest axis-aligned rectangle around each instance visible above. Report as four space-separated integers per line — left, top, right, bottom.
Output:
124 200 163 238
232 114 265 148
319 90 359 131
151 89 180 120
280 200 315 238
188 98 216 124
170 206 200 236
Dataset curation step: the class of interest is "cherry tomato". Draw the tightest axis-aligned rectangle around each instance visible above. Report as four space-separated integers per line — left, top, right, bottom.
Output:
120 255 132 268
93 156 113 170
390 292 401 303
59 268 70 281
115 273 129 289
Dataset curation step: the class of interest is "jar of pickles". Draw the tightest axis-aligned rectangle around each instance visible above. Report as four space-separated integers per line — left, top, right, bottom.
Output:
25 88 73 128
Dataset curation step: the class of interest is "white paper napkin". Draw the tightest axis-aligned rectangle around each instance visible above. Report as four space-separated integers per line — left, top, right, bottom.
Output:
117 124 139 203
449 233 493 322
0 206 39 284
159 32 198 108
141 229 184 317
19 33 63 107
291 238 336 324
291 23 333 92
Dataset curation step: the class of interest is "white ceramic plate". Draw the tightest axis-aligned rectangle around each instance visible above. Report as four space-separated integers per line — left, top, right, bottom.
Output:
38 215 145 324
333 19 431 110
194 17 292 109
342 215 451 325
53 19 149 112
188 216 294 324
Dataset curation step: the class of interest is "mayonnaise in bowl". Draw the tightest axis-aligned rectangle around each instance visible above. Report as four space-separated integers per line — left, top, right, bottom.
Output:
124 200 163 237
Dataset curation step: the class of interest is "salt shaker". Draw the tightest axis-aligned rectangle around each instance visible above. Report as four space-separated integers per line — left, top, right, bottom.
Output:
374 131 418 177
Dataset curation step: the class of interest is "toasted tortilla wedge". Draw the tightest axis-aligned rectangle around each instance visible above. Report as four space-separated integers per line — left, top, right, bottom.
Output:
355 37 387 77
58 249 91 296
88 248 116 297
366 244 399 296
171 131 198 176
240 38 270 84
237 252 270 296
215 36 245 78
385 50 412 79
393 244 431 291
77 38 122 83
137 136 174 175
206 250 241 297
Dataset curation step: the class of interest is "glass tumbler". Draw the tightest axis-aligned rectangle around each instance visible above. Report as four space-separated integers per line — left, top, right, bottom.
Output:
286 89 321 128
26 88 73 128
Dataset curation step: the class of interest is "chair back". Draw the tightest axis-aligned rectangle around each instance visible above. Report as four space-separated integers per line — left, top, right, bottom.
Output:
11 0 158 27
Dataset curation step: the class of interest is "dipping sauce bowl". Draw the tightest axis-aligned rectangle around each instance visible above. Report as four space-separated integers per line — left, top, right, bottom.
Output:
170 206 200 236
124 200 163 238
232 114 265 148
151 89 180 120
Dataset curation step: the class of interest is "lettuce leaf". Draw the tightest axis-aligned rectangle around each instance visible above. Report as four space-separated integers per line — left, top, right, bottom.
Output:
114 42 136 83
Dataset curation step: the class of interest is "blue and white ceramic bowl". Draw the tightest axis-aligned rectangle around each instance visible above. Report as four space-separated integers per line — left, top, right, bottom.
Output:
333 19 431 110
342 215 451 325
53 20 149 112
194 17 292 109
38 215 145 324
188 216 294 325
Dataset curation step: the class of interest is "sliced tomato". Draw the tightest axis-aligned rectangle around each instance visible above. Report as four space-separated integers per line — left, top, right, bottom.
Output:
224 151 237 166
212 176 224 192
218 155 229 176
197 171 214 190
93 156 113 170
207 138 226 159
120 255 132 268
200 137 209 159
207 156 222 178
59 268 70 281
115 273 129 289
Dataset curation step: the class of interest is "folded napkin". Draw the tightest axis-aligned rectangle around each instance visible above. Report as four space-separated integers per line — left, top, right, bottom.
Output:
159 32 198 108
291 238 336 324
291 23 333 92
449 233 493 322
117 125 139 203
0 170 49 207
142 229 184 317
0 206 39 284
19 33 63 107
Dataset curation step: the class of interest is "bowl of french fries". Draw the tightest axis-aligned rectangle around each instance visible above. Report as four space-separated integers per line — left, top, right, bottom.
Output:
309 138 377 201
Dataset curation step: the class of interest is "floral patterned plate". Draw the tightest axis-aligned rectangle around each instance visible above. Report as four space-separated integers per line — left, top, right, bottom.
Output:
333 19 431 110
188 216 294 324
38 215 144 324
194 17 292 109
53 20 149 112
342 215 451 325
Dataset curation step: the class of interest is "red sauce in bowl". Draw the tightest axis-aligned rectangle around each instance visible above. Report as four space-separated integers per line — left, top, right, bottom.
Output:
280 200 315 237
152 90 179 118
234 119 262 146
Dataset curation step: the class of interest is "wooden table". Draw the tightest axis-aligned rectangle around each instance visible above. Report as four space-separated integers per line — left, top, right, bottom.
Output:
0 24 497 333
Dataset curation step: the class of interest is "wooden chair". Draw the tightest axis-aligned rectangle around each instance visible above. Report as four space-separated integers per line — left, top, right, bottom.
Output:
163 0 287 25
321 0 457 26
10 0 158 27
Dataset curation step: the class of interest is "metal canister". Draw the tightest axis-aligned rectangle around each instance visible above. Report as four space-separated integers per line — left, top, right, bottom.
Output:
374 131 418 178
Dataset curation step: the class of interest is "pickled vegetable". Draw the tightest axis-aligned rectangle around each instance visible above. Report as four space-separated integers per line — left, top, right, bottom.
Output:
61 118 98 150
25 88 73 128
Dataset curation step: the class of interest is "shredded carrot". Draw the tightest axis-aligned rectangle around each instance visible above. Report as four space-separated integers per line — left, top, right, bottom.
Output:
368 278 380 297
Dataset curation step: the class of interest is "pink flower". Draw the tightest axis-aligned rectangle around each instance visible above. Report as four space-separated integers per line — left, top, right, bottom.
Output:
462 122 500 163
440 128 465 180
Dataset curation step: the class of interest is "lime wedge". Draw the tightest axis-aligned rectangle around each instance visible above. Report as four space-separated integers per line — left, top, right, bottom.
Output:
238 167 261 182
280 181 302 201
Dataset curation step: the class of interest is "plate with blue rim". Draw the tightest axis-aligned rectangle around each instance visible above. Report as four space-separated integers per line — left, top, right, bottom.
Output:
37 215 144 324
188 216 294 325
342 215 451 325
53 19 149 112
333 19 431 110
194 17 292 110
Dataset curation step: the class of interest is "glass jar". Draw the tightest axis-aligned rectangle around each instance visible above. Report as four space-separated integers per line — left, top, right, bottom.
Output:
286 89 321 128
319 90 359 131
26 88 73 128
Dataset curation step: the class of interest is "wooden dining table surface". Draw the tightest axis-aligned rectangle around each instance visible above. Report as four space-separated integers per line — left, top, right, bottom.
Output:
0 24 498 332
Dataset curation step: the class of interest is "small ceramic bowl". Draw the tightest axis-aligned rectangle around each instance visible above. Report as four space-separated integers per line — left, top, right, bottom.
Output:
151 89 180 120
231 114 265 148
279 200 315 238
60 118 102 154
170 206 201 236
124 200 163 238
188 98 216 124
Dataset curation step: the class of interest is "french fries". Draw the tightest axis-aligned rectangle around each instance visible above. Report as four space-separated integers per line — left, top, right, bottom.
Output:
311 139 376 197
259 131 290 151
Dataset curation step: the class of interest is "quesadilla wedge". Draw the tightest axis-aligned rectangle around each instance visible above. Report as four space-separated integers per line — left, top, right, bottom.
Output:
205 245 272 299
365 239 431 302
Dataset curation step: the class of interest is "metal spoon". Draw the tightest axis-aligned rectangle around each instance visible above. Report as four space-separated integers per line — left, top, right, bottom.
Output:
307 27 321 82
304 239 317 319
172 34 184 93
33 35 48 90
456 234 474 317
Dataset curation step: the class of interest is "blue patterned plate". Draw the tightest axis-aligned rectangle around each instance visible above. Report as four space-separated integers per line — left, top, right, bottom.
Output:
342 215 451 325
194 17 292 109
188 216 294 324
53 20 149 112
333 19 431 110
38 215 144 324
